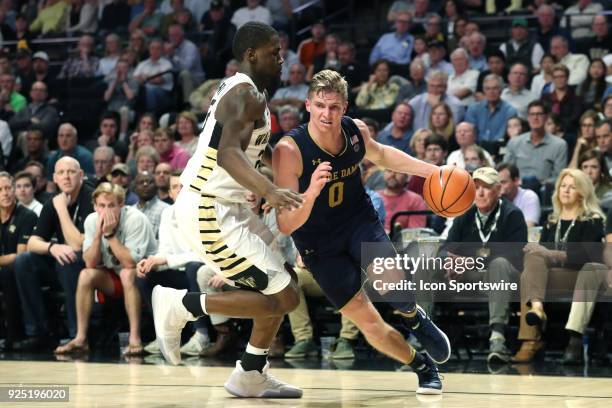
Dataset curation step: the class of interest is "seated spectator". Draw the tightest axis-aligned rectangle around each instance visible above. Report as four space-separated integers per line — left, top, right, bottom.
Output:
409 70 463 130
550 36 589 87
369 11 414 68
0 171 37 349
133 39 174 115
160 0 195 36
378 169 427 233
428 102 454 143
447 122 489 168
29 0 70 36
128 29 149 63
467 32 488 72
578 149 612 208
92 146 115 185
13 157 93 351
136 174 211 356
504 116 529 142
441 167 528 363
14 170 43 216
86 111 128 161
512 169 605 363
504 100 568 191
464 144 493 173
132 171 169 238
97 33 122 81
126 116 156 164
175 111 199 156
466 74 518 143
377 102 414 154
561 0 602 41
535 4 570 54
426 40 452 77
546 113 565 139
26 52 59 102
46 123 95 179
134 145 159 175
154 162 173 204
154 128 189 171
395 58 427 104
497 162 541 227
0 73 26 117
409 128 431 161
57 35 100 80
569 110 600 169
128 0 163 37
66 0 98 35
8 81 59 140
560 207 612 364
307 33 341 81
409 133 447 195
230 0 272 29
54 182 156 356
270 105 301 146
164 24 204 104
475 50 507 101
530 54 556 99
576 59 607 111
99 0 131 36
337 41 367 95
24 160 53 204
542 64 583 135
595 119 612 171
110 163 138 205
605 96 612 120
499 18 544 74
103 60 138 138
581 14 611 61
447 48 478 107
501 63 536 119
284 260 361 360
270 63 309 112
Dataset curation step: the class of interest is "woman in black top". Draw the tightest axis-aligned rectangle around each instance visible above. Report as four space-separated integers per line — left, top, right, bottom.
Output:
512 169 605 363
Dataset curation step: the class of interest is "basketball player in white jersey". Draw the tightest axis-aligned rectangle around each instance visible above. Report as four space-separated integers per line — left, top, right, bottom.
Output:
151 22 304 398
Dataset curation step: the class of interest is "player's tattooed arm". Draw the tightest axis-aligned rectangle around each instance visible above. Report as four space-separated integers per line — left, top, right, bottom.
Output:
216 85 302 211
356 118 437 178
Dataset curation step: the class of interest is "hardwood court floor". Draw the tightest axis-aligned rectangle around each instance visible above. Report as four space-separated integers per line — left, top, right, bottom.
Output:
1 360 611 407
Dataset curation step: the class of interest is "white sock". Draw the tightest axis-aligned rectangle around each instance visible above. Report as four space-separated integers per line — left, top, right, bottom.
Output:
199 294 207 315
245 343 269 355
490 330 505 341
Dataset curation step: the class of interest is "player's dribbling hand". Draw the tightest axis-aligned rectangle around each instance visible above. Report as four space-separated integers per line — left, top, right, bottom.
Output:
264 187 303 213
307 162 332 197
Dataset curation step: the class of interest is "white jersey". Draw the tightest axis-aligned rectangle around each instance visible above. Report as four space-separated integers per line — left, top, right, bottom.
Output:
181 72 271 203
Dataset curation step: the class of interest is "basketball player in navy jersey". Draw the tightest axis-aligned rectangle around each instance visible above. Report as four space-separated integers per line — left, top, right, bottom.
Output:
152 22 305 398
273 70 448 394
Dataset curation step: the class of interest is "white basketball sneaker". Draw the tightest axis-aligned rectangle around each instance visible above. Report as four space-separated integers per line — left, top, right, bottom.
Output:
224 360 303 398
152 286 197 365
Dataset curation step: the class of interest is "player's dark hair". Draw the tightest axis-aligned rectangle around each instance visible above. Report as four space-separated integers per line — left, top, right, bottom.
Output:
233 22 278 61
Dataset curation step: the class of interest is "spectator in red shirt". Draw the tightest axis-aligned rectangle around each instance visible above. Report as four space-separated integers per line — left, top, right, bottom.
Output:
378 169 427 233
297 20 326 70
154 128 189 171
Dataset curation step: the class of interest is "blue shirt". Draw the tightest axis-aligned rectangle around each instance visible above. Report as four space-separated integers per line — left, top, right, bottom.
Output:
366 188 386 224
377 123 413 154
409 93 465 130
46 145 95 179
465 100 518 142
369 32 414 66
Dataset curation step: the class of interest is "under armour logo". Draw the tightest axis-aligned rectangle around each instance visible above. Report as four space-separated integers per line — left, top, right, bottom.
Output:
312 158 322 166
304 249 314 255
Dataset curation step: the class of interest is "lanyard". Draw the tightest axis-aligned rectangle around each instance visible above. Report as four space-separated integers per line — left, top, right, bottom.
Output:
475 199 502 244
554 218 576 250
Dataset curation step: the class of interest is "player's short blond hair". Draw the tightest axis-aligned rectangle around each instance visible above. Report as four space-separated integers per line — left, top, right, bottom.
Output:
308 69 348 101
93 182 126 205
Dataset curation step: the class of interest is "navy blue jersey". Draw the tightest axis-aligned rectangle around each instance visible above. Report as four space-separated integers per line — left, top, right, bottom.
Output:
286 116 376 245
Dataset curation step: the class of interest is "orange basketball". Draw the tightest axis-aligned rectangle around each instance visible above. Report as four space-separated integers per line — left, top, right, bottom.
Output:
423 165 475 218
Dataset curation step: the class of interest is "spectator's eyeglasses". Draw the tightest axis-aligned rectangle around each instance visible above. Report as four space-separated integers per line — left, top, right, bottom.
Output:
528 112 546 117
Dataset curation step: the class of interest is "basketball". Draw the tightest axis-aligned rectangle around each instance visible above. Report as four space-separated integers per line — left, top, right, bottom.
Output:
423 165 475 218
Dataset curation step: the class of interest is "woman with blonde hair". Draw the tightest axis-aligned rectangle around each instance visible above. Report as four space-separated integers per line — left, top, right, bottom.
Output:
428 102 454 142
409 128 431 161
569 110 601 168
175 111 199 156
512 169 605 363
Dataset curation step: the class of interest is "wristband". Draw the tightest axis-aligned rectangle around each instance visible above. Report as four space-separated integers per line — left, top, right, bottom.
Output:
47 242 55 255
104 231 116 239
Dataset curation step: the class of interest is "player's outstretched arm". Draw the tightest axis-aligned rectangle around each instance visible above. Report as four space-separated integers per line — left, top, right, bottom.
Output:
273 137 331 235
216 85 302 212
356 118 437 178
